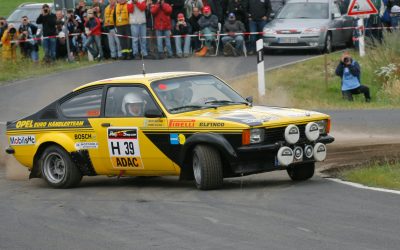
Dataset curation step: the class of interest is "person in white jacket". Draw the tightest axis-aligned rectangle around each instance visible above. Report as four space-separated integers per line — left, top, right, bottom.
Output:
129 0 150 58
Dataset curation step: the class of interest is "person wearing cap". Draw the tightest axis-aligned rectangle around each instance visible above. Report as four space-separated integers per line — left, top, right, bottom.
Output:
56 32 69 59
388 0 400 28
174 13 192 57
151 0 173 59
84 8 104 60
196 5 218 56
115 0 134 59
104 0 122 59
37 4 57 62
246 0 272 55
18 16 39 62
222 12 245 56
129 0 150 59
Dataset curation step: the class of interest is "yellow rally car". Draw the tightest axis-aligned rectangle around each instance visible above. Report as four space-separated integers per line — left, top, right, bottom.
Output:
5 72 334 190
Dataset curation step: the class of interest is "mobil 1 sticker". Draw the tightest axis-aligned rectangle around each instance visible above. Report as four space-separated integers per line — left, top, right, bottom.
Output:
107 127 143 169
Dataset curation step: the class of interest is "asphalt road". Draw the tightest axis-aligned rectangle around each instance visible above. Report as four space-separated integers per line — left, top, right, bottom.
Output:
1 55 400 250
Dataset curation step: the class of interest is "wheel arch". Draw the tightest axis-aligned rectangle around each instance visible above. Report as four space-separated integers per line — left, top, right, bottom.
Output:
31 141 66 179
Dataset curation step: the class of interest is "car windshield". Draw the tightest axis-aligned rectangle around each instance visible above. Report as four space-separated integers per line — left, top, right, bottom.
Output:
277 3 329 19
151 75 248 114
7 8 42 23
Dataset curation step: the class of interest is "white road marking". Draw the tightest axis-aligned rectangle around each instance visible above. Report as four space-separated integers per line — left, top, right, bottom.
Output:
0 122 6 125
297 227 312 233
203 216 219 224
326 178 400 195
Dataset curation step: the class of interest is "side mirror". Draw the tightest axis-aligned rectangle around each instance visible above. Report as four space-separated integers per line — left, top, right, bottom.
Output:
245 96 253 105
144 109 163 118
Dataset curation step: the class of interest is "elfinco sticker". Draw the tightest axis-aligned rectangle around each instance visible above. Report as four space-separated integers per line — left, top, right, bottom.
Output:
9 135 36 146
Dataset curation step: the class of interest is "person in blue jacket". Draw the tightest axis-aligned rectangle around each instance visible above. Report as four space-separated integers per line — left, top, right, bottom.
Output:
335 52 371 102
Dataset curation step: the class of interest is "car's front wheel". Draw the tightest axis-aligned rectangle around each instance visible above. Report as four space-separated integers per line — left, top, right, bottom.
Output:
192 145 223 190
286 162 315 181
40 145 82 188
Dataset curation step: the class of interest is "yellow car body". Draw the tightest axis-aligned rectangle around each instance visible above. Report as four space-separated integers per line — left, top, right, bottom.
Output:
5 72 334 189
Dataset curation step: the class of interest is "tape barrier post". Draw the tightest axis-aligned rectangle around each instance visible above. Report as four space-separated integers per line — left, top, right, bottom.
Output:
256 39 266 98
62 0 72 62
358 17 366 57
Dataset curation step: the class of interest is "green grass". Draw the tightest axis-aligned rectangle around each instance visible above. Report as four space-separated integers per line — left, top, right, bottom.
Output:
338 162 400 191
0 0 52 17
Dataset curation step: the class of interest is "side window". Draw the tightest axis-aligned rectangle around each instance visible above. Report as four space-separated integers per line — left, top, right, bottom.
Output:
332 4 341 16
105 86 157 117
60 88 103 118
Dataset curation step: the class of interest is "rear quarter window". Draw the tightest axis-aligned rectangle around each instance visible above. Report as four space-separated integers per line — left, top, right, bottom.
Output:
60 88 103 118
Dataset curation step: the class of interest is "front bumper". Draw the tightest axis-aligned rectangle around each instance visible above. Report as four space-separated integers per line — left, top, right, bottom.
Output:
263 35 324 50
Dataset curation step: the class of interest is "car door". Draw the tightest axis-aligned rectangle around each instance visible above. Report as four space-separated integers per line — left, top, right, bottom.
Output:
89 85 176 176
331 3 345 45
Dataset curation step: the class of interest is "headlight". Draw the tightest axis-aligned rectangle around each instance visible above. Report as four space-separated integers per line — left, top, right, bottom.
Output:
302 27 322 34
242 128 265 145
315 119 330 134
263 28 276 35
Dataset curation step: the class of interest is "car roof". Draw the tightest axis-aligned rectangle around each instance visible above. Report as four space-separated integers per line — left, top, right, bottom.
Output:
73 71 209 92
17 3 54 8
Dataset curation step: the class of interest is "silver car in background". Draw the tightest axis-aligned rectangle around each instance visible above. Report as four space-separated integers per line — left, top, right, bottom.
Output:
263 0 354 52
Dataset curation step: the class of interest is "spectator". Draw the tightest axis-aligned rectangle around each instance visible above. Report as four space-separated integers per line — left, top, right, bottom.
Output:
130 0 150 59
364 0 384 42
1 25 18 62
188 7 202 51
56 32 68 59
335 52 371 102
115 0 134 59
55 10 65 34
65 10 80 55
167 0 186 27
207 0 225 22
226 0 248 26
84 9 104 60
184 0 203 18
37 4 57 62
75 0 87 20
388 0 400 28
269 0 285 16
104 0 122 59
151 0 173 59
196 6 218 56
0 17 8 40
221 13 245 56
246 0 272 55
18 16 39 62
174 13 192 57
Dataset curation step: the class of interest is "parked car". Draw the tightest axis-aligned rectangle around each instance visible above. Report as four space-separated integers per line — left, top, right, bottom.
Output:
5 72 334 190
6 3 55 31
263 0 354 52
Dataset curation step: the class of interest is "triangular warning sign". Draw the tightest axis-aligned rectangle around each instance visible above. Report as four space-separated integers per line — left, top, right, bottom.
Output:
347 0 379 16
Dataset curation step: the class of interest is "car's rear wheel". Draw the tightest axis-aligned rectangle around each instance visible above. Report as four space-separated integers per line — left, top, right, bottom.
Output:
287 162 315 181
192 145 223 190
324 33 333 53
40 145 82 188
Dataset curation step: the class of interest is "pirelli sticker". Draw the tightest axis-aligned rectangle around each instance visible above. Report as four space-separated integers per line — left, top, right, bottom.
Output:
107 127 143 169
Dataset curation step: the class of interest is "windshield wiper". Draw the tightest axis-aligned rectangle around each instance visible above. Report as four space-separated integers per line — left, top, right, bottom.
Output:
169 105 205 112
204 100 249 105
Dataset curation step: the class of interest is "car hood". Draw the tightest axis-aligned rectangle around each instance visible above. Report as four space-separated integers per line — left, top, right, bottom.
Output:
265 18 330 31
180 106 329 127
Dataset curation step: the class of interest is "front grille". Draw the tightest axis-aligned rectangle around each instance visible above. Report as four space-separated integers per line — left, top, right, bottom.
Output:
264 124 306 144
269 42 308 47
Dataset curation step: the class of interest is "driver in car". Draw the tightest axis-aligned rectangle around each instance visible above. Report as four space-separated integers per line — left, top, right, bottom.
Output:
121 92 146 116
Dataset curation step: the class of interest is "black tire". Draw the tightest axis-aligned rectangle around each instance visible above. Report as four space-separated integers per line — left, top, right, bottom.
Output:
287 162 315 181
192 145 223 190
324 33 333 53
40 145 82 188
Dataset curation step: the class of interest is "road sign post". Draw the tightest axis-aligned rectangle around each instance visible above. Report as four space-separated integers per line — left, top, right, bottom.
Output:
256 39 266 98
347 0 378 57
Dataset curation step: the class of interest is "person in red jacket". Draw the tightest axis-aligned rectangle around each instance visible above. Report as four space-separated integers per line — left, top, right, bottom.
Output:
151 0 173 59
84 8 104 60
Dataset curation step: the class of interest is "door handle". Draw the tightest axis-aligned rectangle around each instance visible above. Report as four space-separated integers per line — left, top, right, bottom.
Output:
101 123 111 127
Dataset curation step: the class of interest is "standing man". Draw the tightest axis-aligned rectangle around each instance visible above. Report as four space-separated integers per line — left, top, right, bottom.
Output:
246 0 271 55
188 7 202 51
116 0 134 59
151 0 173 59
84 9 104 60
36 4 57 62
18 16 39 62
104 0 122 59
130 0 150 59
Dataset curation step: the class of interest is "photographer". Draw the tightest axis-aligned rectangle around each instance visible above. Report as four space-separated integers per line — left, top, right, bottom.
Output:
18 16 39 62
1 24 18 61
36 4 57 62
150 0 173 59
174 13 192 57
335 52 371 102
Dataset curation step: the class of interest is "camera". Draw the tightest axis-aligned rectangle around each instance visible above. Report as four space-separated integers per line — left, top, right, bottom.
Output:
43 8 49 14
9 27 16 34
343 57 351 64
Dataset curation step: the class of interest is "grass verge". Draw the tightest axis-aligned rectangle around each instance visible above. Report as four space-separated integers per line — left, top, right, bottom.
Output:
230 32 400 109
337 161 400 191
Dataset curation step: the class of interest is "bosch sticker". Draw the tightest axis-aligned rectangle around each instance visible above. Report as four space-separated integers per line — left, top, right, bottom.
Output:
107 128 143 169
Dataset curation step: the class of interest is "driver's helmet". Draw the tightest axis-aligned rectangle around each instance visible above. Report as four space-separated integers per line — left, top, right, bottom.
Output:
121 92 145 116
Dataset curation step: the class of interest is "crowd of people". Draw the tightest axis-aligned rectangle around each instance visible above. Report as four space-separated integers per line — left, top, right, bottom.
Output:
0 0 282 62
